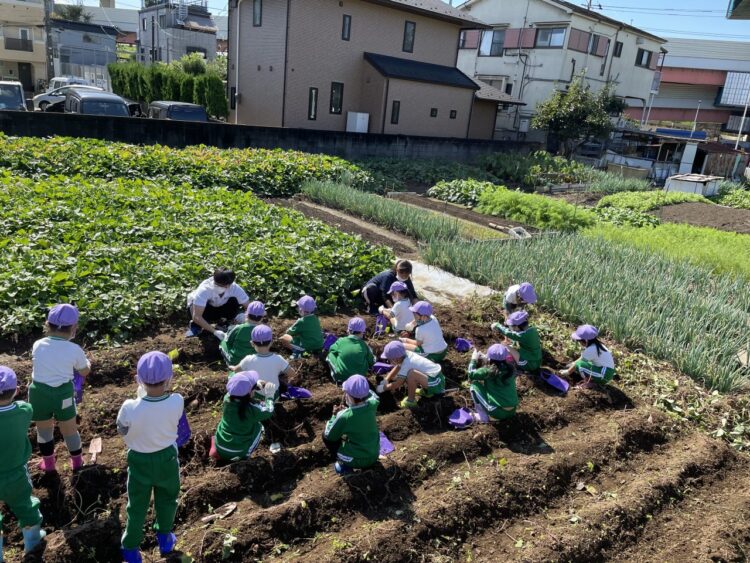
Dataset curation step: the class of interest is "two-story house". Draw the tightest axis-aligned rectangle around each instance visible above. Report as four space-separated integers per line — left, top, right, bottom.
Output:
48 19 118 90
228 0 520 139
137 0 217 63
457 0 666 141
0 0 48 92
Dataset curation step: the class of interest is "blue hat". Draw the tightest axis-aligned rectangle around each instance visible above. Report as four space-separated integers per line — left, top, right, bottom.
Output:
227 371 259 397
48 303 79 326
0 366 17 392
137 351 173 385
342 374 370 399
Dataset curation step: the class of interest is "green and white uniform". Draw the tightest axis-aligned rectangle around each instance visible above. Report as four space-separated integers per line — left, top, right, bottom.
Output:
287 315 324 353
414 316 448 362
214 394 274 461
117 392 184 550
398 352 445 397
237 353 289 399
493 323 542 372
219 322 259 366
326 336 375 383
0 401 43 528
323 392 380 469
467 360 518 420
30 336 90 422
577 344 616 383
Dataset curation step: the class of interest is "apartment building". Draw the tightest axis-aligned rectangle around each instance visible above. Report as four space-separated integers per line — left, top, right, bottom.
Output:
137 0 217 63
228 0 519 139
0 0 48 92
48 20 118 90
457 0 666 140
629 38 750 135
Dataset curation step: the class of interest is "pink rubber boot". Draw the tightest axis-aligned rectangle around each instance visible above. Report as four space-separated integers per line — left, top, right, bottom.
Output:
71 454 84 471
39 455 57 473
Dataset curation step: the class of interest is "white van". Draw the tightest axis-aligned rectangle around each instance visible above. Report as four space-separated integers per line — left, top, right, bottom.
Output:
0 81 26 111
47 76 90 92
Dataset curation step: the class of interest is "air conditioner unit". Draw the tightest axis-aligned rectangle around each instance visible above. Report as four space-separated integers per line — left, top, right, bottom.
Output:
346 112 369 133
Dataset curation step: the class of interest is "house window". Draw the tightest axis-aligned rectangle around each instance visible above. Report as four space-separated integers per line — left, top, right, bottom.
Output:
342 15 351 41
459 29 480 49
330 82 343 114
158 14 166 28
613 41 623 58
535 27 566 48
635 48 652 68
253 0 262 26
588 34 600 55
142 18 147 31
505 83 513 95
308 87 318 120
479 29 505 57
430 108 438 117
19 28 30 41
449 110 457 119
403 21 416 53
391 100 400 124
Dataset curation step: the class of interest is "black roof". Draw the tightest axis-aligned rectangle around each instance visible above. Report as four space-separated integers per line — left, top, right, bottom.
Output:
364 52 478 90
51 19 120 37
71 90 127 102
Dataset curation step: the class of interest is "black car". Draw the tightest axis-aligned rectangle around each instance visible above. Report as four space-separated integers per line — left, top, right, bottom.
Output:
64 90 130 117
148 101 209 122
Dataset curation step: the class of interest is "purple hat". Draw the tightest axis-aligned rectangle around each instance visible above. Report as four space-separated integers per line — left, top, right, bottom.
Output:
505 310 529 327
0 366 17 392
251 324 273 343
246 301 265 317
572 324 599 341
455 338 472 353
136 351 173 385
297 295 316 313
518 283 538 304
342 374 370 399
409 301 433 316
387 281 408 295
348 317 367 334
48 303 79 327
487 344 509 361
227 371 259 397
381 340 406 360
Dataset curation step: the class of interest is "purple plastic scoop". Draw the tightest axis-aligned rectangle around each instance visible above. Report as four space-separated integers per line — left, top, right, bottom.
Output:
379 431 395 456
323 333 338 352
539 369 570 394
448 407 475 429
454 338 472 353
371 362 392 375
374 314 388 336
176 412 192 447
282 386 313 400
73 371 84 404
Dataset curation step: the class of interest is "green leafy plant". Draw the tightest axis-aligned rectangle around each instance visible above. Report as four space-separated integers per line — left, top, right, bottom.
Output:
713 181 750 210
591 206 660 227
354 158 498 193
427 179 498 207
598 191 711 212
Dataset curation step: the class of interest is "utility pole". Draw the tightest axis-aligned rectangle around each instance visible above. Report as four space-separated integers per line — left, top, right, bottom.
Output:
735 89 750 150
151 15 155 62
691 100 701 138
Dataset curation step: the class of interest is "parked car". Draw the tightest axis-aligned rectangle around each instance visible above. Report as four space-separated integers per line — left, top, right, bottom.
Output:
0 81 27 111
148 101 209 122
33 85 103 111
47 76 90 92
64 90 130 117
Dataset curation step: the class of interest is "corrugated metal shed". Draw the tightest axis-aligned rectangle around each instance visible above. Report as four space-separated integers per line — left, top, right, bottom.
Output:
663 38 750 72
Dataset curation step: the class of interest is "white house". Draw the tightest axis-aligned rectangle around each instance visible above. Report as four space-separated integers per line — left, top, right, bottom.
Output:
457 0 666 141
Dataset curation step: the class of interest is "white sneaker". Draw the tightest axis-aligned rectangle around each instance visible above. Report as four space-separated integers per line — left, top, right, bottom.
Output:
270 442 282 454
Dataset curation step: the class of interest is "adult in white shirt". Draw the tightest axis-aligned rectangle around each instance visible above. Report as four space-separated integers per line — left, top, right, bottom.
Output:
186 268 249 340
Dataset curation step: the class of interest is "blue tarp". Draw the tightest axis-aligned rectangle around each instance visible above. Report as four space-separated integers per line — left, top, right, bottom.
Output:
655 128 707 140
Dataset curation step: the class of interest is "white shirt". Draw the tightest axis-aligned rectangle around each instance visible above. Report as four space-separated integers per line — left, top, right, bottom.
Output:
238 353 290 388
582 343 615 370
117 393 184 453
504 284 521 305
398 351 442 378
187 277 249 308
415 316 448 354
390 299 415 332
32 337 90 387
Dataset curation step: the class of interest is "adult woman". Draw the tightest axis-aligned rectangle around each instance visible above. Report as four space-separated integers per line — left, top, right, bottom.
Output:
362 260 418 315
186 268 250 340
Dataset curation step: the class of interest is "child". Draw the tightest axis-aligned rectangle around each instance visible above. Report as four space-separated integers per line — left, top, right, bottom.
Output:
327 317 376 383
30 304 91 473
323 374 379 475
503 282 537 315
0 366 46 559
376 341 445 409
211 371 276 462
231 325 294 396
560 325 616 387
399 301 448 362
117 351 184 563
492 310 542 374
467 344 518 424
280 296 324 355
378 282 415 334
219 301 265 367
362 259 418 315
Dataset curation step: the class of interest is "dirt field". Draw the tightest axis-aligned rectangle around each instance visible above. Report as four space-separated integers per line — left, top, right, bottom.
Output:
654 202 750 234
1 298 748 562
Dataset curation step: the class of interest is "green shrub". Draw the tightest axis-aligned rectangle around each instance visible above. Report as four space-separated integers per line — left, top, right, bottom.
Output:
598 190 711 212
587 169 653 193
423 234 750 392
476 187 595 231
354 158 498 192
0 172 392 341
591 206 660 227
714 181 750 210
479 150 591 190
427 179 498 207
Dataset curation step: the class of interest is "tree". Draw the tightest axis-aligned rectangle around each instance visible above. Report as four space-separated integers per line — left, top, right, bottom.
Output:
532 74 616 158
53 2 92 23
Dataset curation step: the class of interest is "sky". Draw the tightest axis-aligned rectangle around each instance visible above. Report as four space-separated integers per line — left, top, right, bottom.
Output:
65 0 750 41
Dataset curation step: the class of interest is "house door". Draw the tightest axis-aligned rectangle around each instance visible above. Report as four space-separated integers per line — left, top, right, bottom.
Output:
18 63 33 92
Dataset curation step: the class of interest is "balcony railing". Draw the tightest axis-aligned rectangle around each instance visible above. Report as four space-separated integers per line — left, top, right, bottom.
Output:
4 37 33 52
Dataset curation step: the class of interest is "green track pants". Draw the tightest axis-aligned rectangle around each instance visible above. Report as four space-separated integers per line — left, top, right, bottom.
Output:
0 465 42 528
